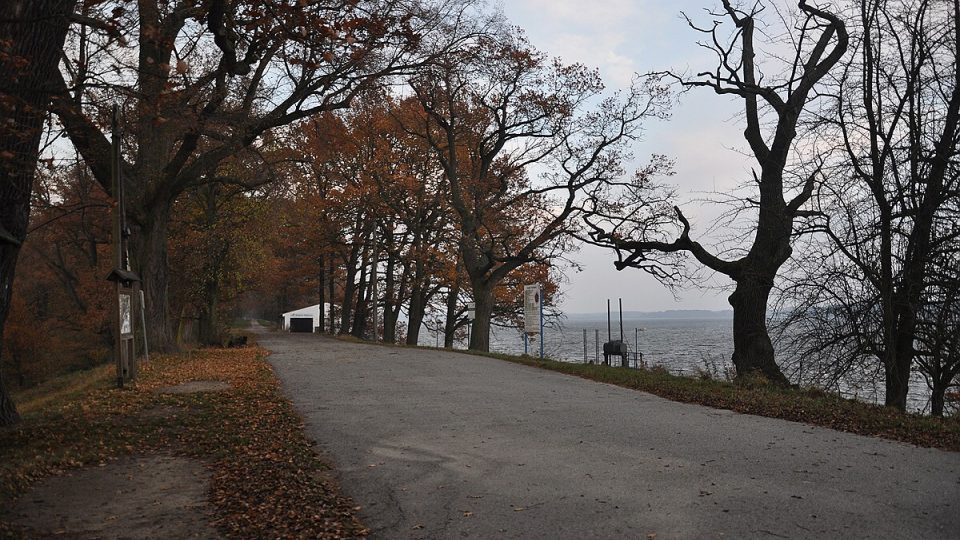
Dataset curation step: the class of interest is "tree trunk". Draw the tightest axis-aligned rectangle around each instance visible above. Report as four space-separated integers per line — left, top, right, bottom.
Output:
339 243 360 335
728 276 789 385
327 256 336 333
0 367 18 426
468 282 494 352
317 253 326 334
443 275 461 348
382 239 397 343
384 270 408 344
884 329 915 411
0 222 25 426
0 0 77 426
406 282 428 346
198 277 219 345
930 379 946 417
132 201 176 352
351 241 370 338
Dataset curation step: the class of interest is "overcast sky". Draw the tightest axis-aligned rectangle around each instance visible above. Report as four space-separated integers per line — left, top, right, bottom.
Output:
499 0 754 313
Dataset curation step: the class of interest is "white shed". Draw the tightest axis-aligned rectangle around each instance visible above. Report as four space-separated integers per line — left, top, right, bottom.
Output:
281 303 330 332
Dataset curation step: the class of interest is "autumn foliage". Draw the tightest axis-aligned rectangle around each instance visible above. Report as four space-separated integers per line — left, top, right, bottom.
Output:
0 346 368 538
4 166 113 387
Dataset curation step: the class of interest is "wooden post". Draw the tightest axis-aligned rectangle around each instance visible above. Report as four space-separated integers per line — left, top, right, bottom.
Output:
370 230 378 342
583 328 587 364
108 105 140 387
111 106 121 387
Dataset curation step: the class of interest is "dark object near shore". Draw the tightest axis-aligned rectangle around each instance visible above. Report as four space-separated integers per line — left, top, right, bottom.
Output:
603 340 628 366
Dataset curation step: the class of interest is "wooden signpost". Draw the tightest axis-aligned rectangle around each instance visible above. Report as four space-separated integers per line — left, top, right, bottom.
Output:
106 105 141 388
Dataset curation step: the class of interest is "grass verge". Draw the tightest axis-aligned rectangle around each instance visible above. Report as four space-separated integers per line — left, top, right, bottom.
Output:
10 363 114 417
486 352 960 452
335 334 960 452
0 347 366 539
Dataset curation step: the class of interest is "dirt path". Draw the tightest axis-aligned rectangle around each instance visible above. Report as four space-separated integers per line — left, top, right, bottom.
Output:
4 379 233 539
8 455 220 539
259 328 960 539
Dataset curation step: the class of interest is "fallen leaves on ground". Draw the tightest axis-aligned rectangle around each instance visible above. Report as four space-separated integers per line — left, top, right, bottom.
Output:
0 347 367 539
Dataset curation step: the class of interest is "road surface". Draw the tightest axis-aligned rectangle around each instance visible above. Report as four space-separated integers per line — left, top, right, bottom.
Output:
256 328 959 539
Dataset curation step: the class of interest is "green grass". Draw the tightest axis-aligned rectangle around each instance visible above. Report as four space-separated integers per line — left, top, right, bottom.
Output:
336 335 960 452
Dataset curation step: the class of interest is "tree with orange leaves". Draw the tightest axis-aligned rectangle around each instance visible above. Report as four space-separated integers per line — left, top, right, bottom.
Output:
47 0 477 353
408 28 672 351
4 163 114 389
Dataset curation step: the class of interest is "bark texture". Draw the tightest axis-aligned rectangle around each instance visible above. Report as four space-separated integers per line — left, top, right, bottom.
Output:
0 0 77 426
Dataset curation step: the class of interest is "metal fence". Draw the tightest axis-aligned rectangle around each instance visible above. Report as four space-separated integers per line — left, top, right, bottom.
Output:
581 328 645 369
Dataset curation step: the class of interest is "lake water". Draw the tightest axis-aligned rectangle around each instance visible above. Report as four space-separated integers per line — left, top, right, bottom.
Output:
425 316 934 414
492 318 733 376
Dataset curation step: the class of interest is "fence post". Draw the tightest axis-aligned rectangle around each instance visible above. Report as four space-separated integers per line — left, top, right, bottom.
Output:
583 328 587 363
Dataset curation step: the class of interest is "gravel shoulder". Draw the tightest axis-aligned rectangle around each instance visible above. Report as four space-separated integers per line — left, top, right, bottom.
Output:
259 330 960 539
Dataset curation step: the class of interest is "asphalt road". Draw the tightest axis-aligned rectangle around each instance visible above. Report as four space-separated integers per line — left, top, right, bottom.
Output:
257 328 960 539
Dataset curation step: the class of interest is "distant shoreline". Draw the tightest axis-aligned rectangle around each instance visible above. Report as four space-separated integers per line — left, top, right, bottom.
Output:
564 309 733 321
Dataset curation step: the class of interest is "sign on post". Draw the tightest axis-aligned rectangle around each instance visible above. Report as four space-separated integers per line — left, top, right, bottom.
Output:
119 292 132 335
524 284 541 334
466 302 476 321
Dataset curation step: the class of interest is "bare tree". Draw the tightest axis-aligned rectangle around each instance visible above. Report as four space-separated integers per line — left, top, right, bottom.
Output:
587 1 848 385
774 0 960 410
916 248 960 416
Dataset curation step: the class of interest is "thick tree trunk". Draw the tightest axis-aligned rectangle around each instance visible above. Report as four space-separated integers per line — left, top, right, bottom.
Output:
351 241 370 338
132 201 176 352
198 278 219 345
468 282 494 352
384 282 406 344
0 367 17 426
930 380 947 417
884 328 915 411
728 276 789 385
0 219 25 426
0 0 77 426
406 283 427 346
443 275 461 348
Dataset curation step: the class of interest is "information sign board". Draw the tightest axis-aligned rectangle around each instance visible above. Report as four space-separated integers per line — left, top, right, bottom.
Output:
119 292 132 336
523 284 541 334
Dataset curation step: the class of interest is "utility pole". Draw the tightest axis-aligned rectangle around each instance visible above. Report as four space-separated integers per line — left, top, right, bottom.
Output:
619 298 623 341
370 229 378 342
106 105 141 388
539 284 544 359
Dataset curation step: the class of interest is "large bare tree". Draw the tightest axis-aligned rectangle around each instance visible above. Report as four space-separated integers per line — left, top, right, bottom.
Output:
774 0 960 411
587 1 848 385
